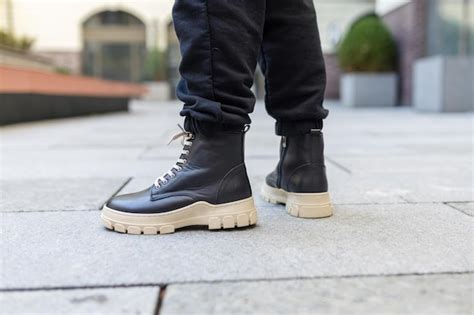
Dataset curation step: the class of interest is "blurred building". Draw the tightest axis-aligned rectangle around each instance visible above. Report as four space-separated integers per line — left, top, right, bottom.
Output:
81 10 147 82
35 51 81 74
0 45 54 71
318 0 473 104
0 0 14 32
382 0 473 105
0 0 173 78
314 0 376 99
2 0 472 105
166 20 180 99
0 0 54 71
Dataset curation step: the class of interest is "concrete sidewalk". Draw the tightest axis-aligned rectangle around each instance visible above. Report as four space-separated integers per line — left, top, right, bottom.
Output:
1 100 473 314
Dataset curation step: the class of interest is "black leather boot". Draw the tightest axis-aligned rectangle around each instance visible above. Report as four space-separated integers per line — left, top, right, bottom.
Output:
101 127 257 234
261 129 332 218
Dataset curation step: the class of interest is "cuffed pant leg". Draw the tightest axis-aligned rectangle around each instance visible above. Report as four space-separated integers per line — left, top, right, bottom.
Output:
259 0 328 136
173 0 266 135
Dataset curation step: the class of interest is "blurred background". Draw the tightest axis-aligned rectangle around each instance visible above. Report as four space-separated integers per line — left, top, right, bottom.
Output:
0 0 472 125
1 2 473 314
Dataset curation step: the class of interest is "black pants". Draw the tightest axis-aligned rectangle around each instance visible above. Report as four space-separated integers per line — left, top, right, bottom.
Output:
173 0 328 136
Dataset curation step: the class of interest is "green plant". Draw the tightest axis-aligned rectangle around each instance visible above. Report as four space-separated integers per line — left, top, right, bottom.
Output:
17 37 35 50
54 67 71 75
338 14 397 73
0 29 35 51
144 48 167 81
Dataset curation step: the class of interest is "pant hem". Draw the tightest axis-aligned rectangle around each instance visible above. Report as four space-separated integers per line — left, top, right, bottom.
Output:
184 117 244 135
275 120 324 136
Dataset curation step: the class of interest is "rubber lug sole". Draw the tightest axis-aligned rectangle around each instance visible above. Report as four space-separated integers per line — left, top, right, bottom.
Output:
261 183 332 219
101 197 257 235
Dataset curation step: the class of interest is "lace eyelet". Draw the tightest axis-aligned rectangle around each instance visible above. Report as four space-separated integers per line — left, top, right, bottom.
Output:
153 129 194 190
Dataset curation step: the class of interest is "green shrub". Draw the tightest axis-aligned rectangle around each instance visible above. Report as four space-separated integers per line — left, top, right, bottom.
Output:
0 29 34 51
144 48 167 81
54 67 71 75
338 14 397 73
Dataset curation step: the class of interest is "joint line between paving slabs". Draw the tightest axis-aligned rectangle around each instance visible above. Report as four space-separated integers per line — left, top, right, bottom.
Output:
103 177 133 207
443 202 473 217
154 284 168 315
4 201 455 214
324 156 352 174
2 271 472 293
398 196 414 203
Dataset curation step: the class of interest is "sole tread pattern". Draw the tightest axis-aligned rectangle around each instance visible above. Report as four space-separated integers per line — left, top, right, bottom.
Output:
260 195 280 205
101 210 258 235
261 183 333 219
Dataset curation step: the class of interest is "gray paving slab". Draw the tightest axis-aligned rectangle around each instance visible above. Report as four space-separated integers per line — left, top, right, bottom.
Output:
244 131 286 158
321 104 472 133
0 102 178 150
324 133 472 157
328 155 472 174
1 118 96 148
448 202 474 216
116 176 156 195
250 175 408 206
1 287 160 314
322 107 472 158
246 157 410 205
1 203 472 289
378 172 472 203
2 147 144 160
1 153 175 179
326 155 473 203
1 178 128 211
162 273 473 315
137 139 200 160
0 116 152 149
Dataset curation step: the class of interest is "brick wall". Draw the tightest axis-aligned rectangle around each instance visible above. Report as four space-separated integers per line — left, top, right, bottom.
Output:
382 0 427 105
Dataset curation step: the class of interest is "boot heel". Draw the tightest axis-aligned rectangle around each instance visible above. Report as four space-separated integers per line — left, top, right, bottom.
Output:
286 192 332 218
260 183 287 204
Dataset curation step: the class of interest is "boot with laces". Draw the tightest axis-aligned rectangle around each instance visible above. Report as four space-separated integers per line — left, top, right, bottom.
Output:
101 126 257 234
261 129 332 218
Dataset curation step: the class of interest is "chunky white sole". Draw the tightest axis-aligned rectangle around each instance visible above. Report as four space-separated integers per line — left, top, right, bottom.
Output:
101 197 258 235
261 183 332 218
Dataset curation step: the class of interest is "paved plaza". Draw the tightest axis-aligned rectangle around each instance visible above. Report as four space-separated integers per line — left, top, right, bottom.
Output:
1 100 473 314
